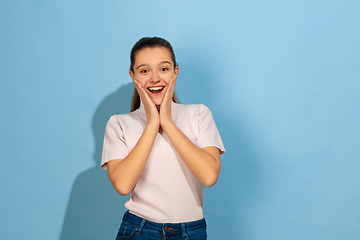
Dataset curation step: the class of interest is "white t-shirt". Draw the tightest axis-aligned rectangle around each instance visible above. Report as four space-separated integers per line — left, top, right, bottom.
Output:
101 101 225 223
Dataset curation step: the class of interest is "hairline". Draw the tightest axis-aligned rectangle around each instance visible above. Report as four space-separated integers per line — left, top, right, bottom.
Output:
131 45 177 73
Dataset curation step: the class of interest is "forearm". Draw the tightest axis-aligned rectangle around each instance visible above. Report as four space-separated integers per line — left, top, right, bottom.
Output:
162 122 221 187
107 123 158 195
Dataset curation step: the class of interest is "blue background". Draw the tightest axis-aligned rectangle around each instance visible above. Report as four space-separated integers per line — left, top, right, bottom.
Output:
1 1 359 239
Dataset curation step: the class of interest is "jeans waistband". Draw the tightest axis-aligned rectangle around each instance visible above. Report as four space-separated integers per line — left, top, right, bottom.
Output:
122 211 206 237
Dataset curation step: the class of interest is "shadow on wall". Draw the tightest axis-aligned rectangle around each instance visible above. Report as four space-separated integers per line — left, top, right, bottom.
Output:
59 83 134 240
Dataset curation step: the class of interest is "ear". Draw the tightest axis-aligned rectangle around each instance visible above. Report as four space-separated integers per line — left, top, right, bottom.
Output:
129 70 135 80
174 66 179 77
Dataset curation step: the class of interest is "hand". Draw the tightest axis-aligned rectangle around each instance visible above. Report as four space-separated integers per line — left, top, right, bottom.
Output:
160 76 176 127
133 79 160 128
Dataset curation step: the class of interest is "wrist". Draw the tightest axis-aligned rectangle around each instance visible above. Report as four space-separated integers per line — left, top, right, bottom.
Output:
161 119 175 132
146 121 160 132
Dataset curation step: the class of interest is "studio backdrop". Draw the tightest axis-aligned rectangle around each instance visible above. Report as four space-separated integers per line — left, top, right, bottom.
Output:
1 1 359 240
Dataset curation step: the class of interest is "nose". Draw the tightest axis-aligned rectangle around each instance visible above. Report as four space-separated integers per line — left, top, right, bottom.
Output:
149 71 161 83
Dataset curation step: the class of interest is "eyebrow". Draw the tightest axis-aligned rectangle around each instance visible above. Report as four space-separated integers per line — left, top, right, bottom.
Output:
136 61 172 70
159 61 172 66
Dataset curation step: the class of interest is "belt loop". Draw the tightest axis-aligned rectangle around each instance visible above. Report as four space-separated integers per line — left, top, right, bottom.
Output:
137 219 146 233
123 210 129 220
181 223 186 238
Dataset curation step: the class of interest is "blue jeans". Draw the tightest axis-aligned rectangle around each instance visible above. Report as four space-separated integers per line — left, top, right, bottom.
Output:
115 211 207 240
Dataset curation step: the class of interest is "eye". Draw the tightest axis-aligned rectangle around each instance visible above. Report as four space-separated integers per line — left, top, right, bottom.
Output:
140 69 148 74
160 67 169 72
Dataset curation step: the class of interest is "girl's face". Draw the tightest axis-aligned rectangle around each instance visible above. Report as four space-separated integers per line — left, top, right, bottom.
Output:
130 47 179 106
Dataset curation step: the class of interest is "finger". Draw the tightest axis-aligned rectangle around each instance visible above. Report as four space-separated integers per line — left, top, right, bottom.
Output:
166 77 176 98
133 79 143 93
161 80 175 110
133 79 145 94
163 83 173 101
133 80 152 104
170 77 176 90
133 81 146 102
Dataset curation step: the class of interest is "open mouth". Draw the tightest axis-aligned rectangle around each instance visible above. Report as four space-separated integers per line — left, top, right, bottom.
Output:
147 86 164 94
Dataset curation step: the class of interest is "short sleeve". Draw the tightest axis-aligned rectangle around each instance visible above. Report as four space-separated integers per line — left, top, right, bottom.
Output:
197 104 226 155
101 115 129 169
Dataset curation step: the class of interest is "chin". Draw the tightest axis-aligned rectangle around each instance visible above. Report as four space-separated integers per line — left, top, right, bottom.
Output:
151 97 164 106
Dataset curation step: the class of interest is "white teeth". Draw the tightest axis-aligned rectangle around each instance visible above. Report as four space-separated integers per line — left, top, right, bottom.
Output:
148 87 163 91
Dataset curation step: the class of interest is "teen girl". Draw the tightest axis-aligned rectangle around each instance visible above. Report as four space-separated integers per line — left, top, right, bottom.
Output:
101 37 225 240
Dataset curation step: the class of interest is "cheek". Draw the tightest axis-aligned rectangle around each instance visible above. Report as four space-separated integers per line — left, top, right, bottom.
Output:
135 76 148 86
163 74 175 84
